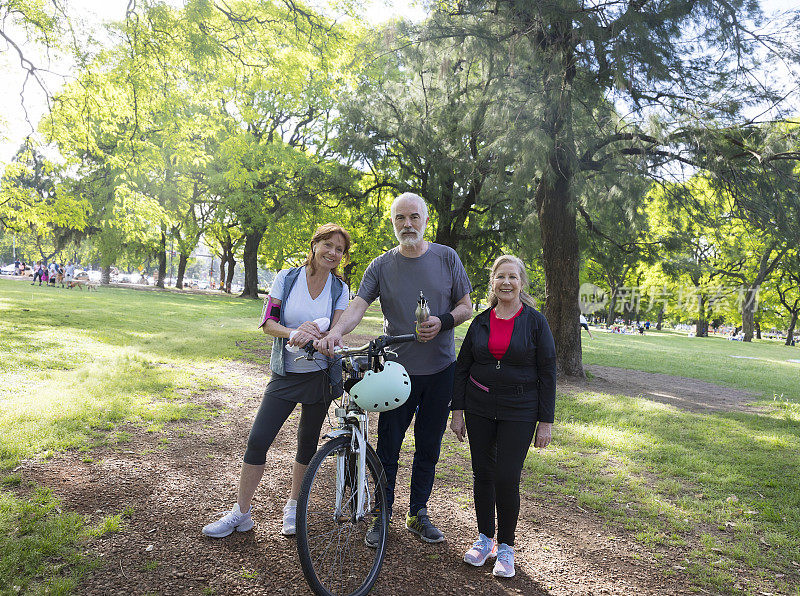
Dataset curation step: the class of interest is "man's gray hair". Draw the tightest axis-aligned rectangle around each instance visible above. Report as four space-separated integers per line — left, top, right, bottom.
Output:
390 192 428 220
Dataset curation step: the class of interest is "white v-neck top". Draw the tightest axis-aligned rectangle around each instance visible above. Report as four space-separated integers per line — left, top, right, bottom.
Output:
270 266 349 373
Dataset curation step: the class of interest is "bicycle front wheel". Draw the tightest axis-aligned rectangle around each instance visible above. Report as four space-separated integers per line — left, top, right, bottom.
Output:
297 435 388 596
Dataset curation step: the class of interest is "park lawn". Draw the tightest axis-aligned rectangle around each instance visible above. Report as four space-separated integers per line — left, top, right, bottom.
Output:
582 328 800 406
2 281 799 594
0 278 262 593
519 329 800 594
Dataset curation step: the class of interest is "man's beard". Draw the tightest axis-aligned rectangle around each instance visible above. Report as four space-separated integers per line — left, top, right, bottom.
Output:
395 227 422 247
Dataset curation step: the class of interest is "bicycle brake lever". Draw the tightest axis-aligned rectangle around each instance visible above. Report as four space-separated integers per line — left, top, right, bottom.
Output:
383 348 398 358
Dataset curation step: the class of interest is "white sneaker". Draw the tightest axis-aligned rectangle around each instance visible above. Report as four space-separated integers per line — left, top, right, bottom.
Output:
464 533 497 566
282 500 297 536
493 543 515 578
201 503 254 538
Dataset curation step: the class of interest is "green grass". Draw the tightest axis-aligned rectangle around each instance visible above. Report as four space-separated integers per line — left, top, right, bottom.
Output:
518 328 800 594
0 278 263 593
3 280 800 595
581 328 800 405
0 486 124 595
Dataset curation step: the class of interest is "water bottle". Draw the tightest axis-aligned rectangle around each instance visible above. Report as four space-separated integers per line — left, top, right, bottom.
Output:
415 291 429 335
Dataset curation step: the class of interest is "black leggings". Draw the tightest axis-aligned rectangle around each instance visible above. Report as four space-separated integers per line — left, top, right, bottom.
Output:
465 412 536 546
243 392 328 466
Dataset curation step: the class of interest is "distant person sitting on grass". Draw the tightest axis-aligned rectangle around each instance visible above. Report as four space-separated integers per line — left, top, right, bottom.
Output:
580 313 593 338
202 223 351 539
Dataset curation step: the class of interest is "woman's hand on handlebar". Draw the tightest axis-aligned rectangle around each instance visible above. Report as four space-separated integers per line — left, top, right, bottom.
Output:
289 321 323 347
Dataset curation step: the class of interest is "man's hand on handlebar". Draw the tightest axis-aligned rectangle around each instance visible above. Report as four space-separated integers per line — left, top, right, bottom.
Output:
315 332 343 357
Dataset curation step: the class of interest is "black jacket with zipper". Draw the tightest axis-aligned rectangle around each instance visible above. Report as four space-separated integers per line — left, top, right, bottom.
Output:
451 303 556 423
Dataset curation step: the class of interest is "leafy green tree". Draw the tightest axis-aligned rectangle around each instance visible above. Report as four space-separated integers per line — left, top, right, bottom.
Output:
177 0 362 298
0 144 89 262
426 0 797 374
336 22 527 288
0 0 73 115
768 251 800 346
580 171 653 325
692 122 800 340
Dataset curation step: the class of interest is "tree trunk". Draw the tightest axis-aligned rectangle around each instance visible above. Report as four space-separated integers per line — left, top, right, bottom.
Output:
535 152 583 377
156 231 167 289
225 255 236 293
605 291 617 326
343 261 356 290
755 321 761 340
696 294 708 337
240 231 263 299
101 266 111 285
786 312 798 346
176 254 188 289
219 258 226 291
741 286 758 342
656 307 664 331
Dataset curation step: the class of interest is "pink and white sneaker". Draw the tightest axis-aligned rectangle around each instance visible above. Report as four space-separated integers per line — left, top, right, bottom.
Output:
493 543 515 577
463 533 497 566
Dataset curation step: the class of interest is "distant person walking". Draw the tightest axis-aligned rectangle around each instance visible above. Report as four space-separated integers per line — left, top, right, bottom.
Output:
580 313 593 338
65 262 75 287
31 262 44 285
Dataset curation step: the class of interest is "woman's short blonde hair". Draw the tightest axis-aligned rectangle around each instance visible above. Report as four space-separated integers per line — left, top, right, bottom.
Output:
488 255 536 308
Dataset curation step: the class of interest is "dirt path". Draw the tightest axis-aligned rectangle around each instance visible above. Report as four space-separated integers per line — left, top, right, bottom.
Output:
579 365 761 413
16 360 709 596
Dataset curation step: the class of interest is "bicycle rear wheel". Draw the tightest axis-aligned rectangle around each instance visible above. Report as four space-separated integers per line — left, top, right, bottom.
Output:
297 435 388 596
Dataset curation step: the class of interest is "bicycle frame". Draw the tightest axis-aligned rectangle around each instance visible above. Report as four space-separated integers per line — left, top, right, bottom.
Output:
296 333 416 596
326 400 371 522
298 333 414 523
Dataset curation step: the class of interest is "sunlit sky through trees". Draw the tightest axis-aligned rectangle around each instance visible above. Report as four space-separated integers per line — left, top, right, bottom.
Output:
0 0 796 163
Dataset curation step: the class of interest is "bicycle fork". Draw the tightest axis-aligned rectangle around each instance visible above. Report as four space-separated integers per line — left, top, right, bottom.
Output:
333 413 371 522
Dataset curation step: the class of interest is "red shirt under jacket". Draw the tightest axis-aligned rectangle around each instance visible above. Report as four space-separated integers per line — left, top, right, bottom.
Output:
488 304 524 361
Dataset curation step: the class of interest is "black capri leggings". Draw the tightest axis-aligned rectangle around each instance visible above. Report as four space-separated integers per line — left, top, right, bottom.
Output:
243 388 329 467
465 412 536 546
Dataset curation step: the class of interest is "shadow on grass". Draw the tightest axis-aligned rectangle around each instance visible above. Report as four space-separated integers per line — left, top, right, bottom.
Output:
528 388 800 593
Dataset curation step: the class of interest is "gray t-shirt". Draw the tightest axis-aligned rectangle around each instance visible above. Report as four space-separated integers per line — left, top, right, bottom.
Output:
357 243 472 375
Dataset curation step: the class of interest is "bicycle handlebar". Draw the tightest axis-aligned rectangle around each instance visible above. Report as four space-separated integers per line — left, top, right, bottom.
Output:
383 333 417 346
296 333 417 361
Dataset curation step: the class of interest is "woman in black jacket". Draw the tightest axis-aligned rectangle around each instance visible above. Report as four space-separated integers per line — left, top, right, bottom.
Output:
450 255 556 578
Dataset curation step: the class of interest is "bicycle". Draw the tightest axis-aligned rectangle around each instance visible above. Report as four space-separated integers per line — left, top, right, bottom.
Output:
295 334 416 596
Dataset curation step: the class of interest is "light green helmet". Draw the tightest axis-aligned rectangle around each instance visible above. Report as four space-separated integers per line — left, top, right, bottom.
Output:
349 361 411 412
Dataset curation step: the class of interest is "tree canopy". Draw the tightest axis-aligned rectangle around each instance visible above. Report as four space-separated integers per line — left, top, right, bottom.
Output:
2 0 800 362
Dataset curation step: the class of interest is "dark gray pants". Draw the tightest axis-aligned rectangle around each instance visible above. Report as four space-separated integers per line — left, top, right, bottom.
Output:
243 372 330 466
